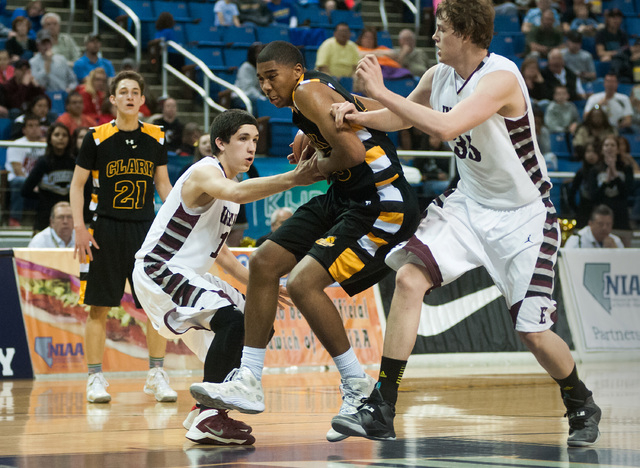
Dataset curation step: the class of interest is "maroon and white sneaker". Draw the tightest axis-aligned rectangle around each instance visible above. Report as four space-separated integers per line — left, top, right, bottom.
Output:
185 408 255 445
183 405 252 433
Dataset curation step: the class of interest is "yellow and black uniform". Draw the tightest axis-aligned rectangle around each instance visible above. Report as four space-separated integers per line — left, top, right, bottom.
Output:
76 120 168 307
269 71 420 295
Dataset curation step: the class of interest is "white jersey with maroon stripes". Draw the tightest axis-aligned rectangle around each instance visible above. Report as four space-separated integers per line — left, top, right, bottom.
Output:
135 157 239 276
430 53 552 209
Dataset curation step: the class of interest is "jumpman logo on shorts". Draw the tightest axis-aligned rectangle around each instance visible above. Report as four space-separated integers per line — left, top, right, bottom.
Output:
525 234 532 244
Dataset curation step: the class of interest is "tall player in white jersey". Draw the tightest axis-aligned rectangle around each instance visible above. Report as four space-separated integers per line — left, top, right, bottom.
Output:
330 0 601 447
132 109 322 445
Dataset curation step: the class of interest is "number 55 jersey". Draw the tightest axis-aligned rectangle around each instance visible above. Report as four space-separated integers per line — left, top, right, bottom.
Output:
430 53 552 209
77 120 168 221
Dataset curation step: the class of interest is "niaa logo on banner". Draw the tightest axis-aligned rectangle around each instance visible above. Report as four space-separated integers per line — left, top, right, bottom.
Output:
583 263 640 314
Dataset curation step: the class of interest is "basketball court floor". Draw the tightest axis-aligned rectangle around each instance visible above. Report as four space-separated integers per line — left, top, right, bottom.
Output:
0 361 638 467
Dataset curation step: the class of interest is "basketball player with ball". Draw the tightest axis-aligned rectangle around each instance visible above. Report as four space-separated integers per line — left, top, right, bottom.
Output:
189 41 421 443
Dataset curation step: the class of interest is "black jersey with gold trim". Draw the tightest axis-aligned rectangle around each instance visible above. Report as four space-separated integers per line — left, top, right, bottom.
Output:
76 120 168 221
291 70 407 202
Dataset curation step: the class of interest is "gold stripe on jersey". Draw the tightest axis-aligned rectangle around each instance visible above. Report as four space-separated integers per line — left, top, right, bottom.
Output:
140 122 165 144
92 121 119 145
366 232 389 247
329 247 365 283
378 211 404 226
375 174 399 187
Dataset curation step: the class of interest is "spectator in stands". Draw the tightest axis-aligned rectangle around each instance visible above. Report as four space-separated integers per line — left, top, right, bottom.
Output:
6 16 37 62
315 23 360 78
520 56 547 104
561 0 599 34
10 0 44 37
148 12 184 73
41 12 81 65
594 134 633 230
595 8 628 63
3 59 45 114
194 133 213 161
71 126 92 224
75 66 107 122
21 122 75 232
10 93 53 140
55 90 97 136
521 0 561 34
632 85 640 128
562 31 596 84
610 37 640 85
494 0 519 17
72 126 89 159
617 135 640 228
564 204 625 248
393 29 430 78
568 142 600 228
267 0 298 27
255 207 294 247
525 9 564 59
5 113 45 226
27 201 75 247
573 107 616 148
0 50 14 86
584 73 633 133
533 106 557 171
233 42 267 104
96 99 115 125
540 48 586 102
29 29 77 93
177 122 202 157
213 0 241 27
151 97 183 153
236 0 274 26
73 34 115 82
569 3 599 36
355 27 412 79
544 84 580 134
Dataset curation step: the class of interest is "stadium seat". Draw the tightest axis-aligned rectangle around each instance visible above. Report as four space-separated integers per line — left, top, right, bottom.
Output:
330 10 364 29
100 0 125 19
47 91 67 117
595 60 611 77
0 118 12 140
494 14 521 33
170 23 188 45
338 76 353 93
188 2 215 22
550 132 572 157
255 26 289 44
377 30 393 48
221 26 256 46
298 4 328 27
153 1 192 22
489 34 516 57
557 159 582 172
255 99 292 120
124 0 154 21
602 0 636 15
384 77 418 97
185 23 224 46
626 133 640 156
186 45 227 71
625 17 640 33
303 45 318 69
223 45 249 68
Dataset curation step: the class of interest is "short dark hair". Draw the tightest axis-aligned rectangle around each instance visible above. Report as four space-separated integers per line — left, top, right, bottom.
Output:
436 0 494 50
566 30 582 44
210 109 258 156
65 90 83 106
23 112 40 125
257 41 304 68
109 70 145 96
591 204 614 220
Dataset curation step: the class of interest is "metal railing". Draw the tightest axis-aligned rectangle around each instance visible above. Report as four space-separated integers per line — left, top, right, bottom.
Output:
68 0 76 35
379 0 421 37
93 0 142 64
161 40 253 130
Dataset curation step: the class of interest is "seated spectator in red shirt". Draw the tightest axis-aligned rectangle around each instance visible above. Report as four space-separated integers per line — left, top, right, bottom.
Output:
3 59 46 114
55 90 97 135
75 66 107 121
0 50 15 85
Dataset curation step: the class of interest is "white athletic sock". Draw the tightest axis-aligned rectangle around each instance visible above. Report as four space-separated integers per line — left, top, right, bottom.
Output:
333 348 365 380
240 346 266 381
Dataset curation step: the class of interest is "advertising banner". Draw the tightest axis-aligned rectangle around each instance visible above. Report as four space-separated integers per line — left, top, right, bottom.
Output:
13 249 383 375
559 249 640 353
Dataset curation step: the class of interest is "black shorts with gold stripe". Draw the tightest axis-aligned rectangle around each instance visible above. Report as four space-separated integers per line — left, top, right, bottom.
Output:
268 185 420 296
79 217 153 308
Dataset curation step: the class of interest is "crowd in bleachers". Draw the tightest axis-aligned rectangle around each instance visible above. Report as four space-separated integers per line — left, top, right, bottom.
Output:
1 0 639 234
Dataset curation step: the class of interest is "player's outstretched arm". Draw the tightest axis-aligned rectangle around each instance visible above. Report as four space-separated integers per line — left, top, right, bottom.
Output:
182 155 323 207
154 165 173 202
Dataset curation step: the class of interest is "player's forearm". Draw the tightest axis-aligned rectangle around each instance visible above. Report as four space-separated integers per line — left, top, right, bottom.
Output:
224 173 298 204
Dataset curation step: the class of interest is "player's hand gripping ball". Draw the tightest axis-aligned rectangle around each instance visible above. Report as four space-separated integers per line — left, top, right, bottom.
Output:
289 130 313 164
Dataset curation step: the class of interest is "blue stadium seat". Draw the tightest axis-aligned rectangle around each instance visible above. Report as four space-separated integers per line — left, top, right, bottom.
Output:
384 77 418 97
582 35 597 58
100 0 125 19
223 45 249 68
47 91 67 117
221 26 256 46
309 10 330 28
153 1 192 22
125 0 154 21
186 45 227 71
338 76 353 93
269 120 298 157
602 0 636 15
255 26 289 44
171 23 188 45
303 45 318 69
595 60 611 77
330 10 364 29
0 118 12 140
626 133 640 156
557 159 582 172
550 132 572 157
626 17 640 32
255 99 292 120
489 34 516 57
185 23 224 45
289 27 327 46
189 2 215 21
494 14 521 33
298 4 326 26
377 30 393 48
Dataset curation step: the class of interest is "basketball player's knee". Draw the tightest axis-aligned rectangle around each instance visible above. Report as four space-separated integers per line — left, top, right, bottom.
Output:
395 264 430 296
210 304 244 334
249 247 281 278
88 306 110 321
518 330 544 351
285 271 305 302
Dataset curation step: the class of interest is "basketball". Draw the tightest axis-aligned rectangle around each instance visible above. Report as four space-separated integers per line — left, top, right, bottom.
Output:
291 130 312 164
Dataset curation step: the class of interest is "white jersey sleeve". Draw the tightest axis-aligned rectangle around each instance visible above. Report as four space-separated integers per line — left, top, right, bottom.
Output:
430 53 552 209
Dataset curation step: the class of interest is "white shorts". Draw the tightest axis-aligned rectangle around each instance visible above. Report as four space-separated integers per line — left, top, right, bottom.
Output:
132 262 246 362
386 189 560 333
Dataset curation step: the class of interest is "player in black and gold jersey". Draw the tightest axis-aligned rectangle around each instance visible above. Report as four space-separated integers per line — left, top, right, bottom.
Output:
69 70 176 404
187 41 420 443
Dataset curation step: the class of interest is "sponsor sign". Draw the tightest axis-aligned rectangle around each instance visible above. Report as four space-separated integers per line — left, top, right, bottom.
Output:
560 249 640 352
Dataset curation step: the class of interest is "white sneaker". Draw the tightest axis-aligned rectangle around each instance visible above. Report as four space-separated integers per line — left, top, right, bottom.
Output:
326 374 376 442
87 373 111 403
190 367 265 414
144 367 178 402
